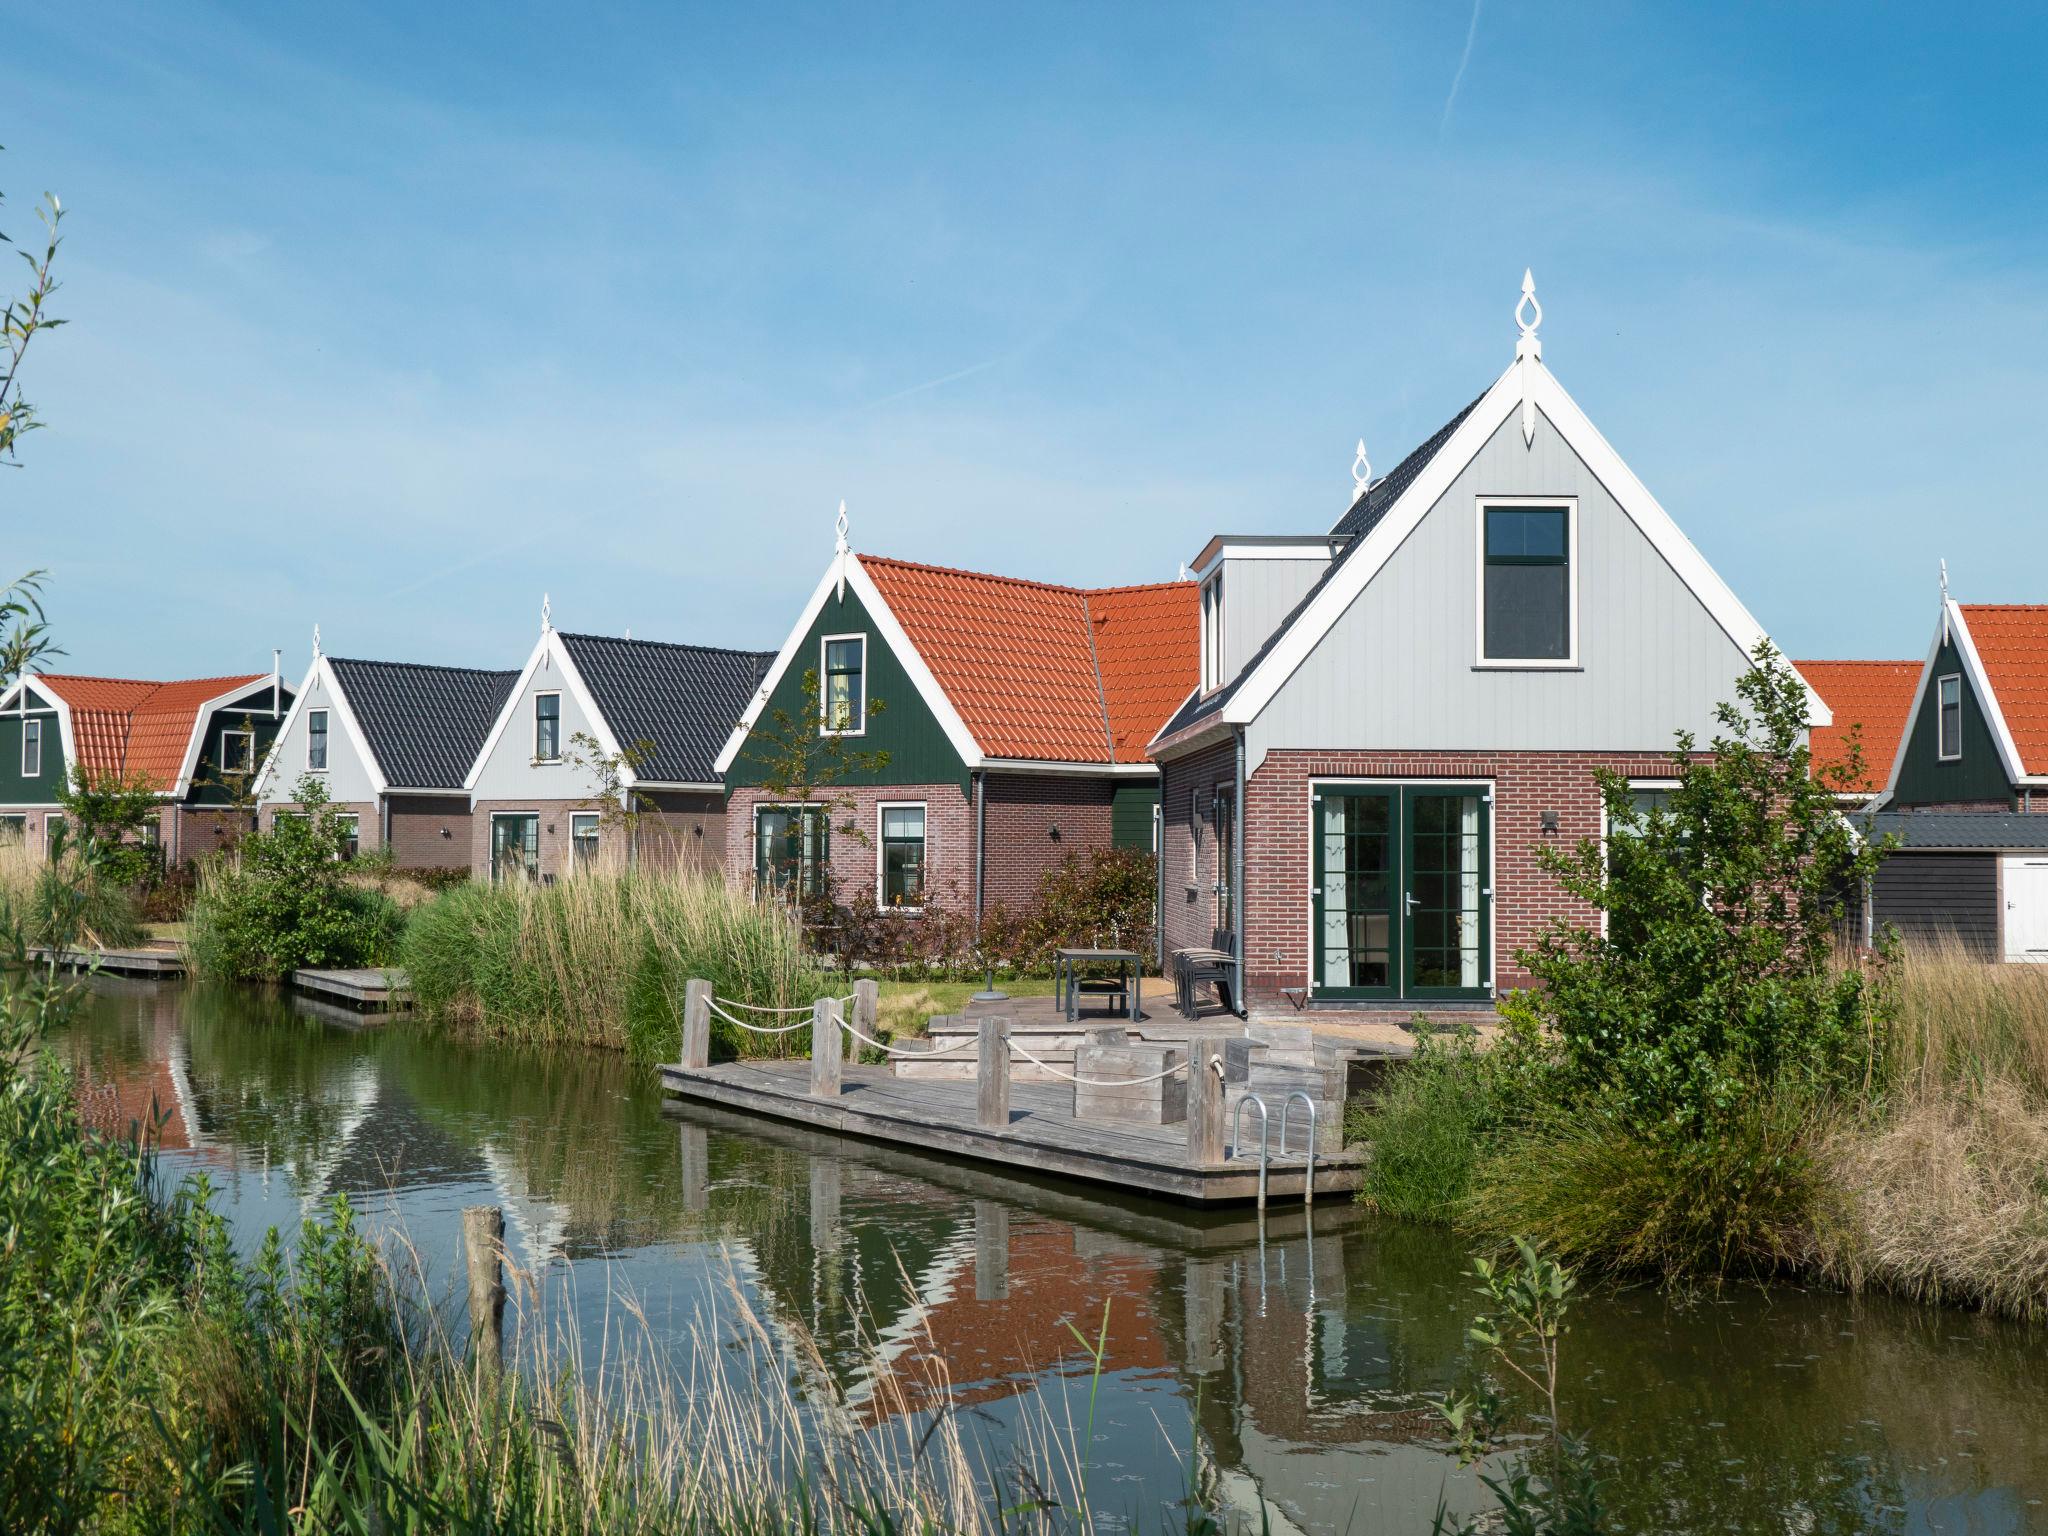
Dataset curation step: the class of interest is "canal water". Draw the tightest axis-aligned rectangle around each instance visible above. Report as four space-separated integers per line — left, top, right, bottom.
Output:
54 977 2048 1534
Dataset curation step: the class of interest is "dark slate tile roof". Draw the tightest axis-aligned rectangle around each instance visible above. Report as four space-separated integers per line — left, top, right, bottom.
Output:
557 632 775 784
1863 810 2048 852
327 657 520 790
1153 391 1487 745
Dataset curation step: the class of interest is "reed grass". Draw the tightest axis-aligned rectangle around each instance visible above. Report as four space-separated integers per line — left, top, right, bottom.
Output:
401 866 831 1060
0 838 143 949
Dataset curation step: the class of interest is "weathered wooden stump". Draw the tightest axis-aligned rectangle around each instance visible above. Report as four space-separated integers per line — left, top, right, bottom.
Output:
809 997 841 1097
681 978 711 1068
462 1204 505 1381
977 1016 1011 1130
974 1200 1009 1300
1186 1035 1227 1165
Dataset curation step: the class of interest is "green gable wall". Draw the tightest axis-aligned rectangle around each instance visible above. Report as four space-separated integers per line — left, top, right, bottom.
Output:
0 709 65 805
1891 638 2016 809
187 686 292 807
1111 781 1159 850
727 585 971 791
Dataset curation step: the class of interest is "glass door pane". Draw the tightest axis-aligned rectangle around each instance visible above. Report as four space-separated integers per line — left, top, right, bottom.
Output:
1315 791 1395 995
1406 791 1487 994
492 815 539 882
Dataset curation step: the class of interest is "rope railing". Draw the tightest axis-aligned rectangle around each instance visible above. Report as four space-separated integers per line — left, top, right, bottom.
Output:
706 998 814 1035
715 994 853 1015
1006 1037 1191 1088
838 1015 979 1060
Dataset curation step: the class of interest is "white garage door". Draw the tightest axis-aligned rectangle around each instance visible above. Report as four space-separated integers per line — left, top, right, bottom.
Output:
2004 855 2048 963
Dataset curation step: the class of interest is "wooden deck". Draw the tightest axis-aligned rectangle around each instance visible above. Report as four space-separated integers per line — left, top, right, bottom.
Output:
658 1058 1363 1205
291 967 412 1010
30 945 186 978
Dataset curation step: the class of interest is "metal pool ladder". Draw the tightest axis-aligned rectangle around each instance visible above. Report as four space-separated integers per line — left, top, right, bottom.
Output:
1231 1092 1271 1210
1281 1091 1318 1206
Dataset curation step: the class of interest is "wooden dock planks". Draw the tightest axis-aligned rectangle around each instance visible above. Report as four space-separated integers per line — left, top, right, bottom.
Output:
657 1058 1362 1204
29 946 186 979
291 968 412 1011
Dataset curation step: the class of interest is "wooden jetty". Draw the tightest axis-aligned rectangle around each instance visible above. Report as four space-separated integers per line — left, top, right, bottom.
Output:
29 945 186 979
659 980 1362 1206
292 967 412 1013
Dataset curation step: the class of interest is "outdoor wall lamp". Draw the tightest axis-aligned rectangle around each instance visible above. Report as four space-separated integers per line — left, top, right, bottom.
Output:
440 828 451 839
1048 825 1062 842
1539 809 1560 833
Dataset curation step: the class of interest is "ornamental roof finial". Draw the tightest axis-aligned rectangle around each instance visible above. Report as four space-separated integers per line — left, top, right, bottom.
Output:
1351 437 1373 500
541 592 552 632
1940 558 1949 604
311 623 321 658
1516 268 1542 360
834 499 849 556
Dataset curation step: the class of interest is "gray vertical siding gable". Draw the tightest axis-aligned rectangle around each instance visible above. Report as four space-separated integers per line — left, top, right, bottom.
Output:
1248 409 1755 765
469 648 612 802
1219 557 1328 690
259 668 382 806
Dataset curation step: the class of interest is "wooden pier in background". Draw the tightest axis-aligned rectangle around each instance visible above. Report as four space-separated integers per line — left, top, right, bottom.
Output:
30 945 186 979
291 967 412 1014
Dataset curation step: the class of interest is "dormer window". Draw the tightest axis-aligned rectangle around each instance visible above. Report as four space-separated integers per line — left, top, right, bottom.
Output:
1937 674 1962 761
1479 500 1576 666
1201 573 1225 693
822 635 865 734
220 730 255 775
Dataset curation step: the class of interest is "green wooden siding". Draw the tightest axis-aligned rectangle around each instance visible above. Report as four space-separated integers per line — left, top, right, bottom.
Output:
1890 639 2016 809
1111 780 1160 850
0 710 65 805
186 687 291 807
726 585 970 791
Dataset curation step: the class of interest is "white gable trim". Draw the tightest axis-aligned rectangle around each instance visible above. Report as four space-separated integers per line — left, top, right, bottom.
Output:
1876 612 1944 807
253 657 391 803
461 631 629 793
1 674 76 798
170 679 285 799
1949 603 2034 785
712 554 986 775
1218 358 1829 730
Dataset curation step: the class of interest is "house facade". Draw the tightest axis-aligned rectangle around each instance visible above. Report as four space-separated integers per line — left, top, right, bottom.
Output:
463 608 772 882
253 640 518 868
0 667 294 861
1147 275 1827 1011
717 529 1195 922
1866 598 2048 961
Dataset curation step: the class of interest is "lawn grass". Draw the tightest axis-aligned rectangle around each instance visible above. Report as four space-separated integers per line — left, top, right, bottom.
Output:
873 977 1055 1039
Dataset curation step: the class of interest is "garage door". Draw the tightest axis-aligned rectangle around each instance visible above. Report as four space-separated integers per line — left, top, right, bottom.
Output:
2005 855 2048 963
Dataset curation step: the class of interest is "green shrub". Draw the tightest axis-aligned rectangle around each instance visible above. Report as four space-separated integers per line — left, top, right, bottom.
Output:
184 776 403 981
0 839 143 949
1350 1027 1511 1221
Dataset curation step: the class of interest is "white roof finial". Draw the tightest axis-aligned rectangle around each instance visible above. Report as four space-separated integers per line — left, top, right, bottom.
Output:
1351 437 1373 500
1516 268 1544 447
834 500 852 601
834 499 850 555
311 623 322 658
1940 558 1949 603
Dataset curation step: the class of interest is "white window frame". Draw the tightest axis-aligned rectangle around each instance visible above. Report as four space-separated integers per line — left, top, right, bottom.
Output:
45 812 66 858
533 691 563 763
569 811 601 869
876 800 928 912
1599 778 1682 937
1200 572 1225 694
220 729 256 775
306 708 330 772
1474 496 1579 670
334 811 360 861
1936 673 1962 762
754 802 828 897
0 813 26 845
818 633 867 737
21 718 41 778
489 810 543 882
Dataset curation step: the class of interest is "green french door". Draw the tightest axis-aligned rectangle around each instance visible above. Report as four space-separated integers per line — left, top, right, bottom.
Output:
1312 784 1491 1001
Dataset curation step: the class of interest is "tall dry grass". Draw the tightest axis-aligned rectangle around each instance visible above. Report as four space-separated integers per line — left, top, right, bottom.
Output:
0 837 143 949
1811 939 2048 1321
401 865 830 1059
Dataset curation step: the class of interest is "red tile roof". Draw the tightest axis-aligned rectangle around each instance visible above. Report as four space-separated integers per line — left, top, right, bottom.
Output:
1959 604 2048 777
32 673 267 790
1795 660 1920 794
860 556 1195 765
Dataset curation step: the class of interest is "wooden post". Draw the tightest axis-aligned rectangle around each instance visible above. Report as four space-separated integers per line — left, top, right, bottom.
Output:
810 1160 843 1252
977 1015 1011 1131
462 1205 505 1381
810 996 842 1097
974 1200 1009 1300
679 1123 709 1213
681 978 711 1069
1186 1035 1226 1166
853 976 879 1042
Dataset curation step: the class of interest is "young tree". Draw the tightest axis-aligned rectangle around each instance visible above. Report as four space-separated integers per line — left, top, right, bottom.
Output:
740 667 890 901
1517 642 1892 1135
1 159 65 468
56 765 164 887
563 729 658 865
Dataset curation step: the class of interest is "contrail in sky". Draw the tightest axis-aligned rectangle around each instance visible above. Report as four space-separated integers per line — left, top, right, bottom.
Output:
1441 0 1484 132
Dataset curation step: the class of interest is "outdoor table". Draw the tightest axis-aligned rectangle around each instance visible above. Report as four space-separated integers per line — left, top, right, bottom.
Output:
1053 947 1146 1023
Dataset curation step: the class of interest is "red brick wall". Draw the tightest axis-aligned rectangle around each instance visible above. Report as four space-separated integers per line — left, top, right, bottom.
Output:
1239 749 1686 1005
470 798 586 881
980 772 1117 912
173 806 262 862
1158 739 1237 959
632 790 725 877
387 796 471 870
724 783 974 912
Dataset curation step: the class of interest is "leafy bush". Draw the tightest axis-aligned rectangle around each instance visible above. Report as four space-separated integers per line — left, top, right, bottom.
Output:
184 776 403 981
0 839 143 948
1349 1025 1516 1221
1022 847 1156 962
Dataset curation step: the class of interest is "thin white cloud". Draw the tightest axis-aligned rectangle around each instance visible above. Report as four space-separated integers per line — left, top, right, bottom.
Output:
1441 0 1484 133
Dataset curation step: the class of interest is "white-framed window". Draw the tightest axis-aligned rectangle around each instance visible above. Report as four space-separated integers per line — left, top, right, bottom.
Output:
490 811 541 883
878 802 926 909
534 692 561 762
1200 572 1225 693
307 709 329 771
1187 787 1204 887
335 812 360 861
220 730 255 775
1937 673 1962 761
1476 498 1578 667
45 813 66 860
820 634 866 735
570 812 601 870
21 718 42 777
0 813 25 846
756 804 828 898
1211 787 1235 933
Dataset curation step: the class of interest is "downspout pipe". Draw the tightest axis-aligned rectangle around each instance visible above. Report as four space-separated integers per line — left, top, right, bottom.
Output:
973 770 986 925
1234 727 1247 1019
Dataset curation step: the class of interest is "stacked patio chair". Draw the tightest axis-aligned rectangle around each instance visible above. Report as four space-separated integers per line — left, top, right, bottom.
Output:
1172 935 1237 1017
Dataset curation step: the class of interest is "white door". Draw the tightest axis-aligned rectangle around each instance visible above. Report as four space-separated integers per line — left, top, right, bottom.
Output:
2003 856 2048 963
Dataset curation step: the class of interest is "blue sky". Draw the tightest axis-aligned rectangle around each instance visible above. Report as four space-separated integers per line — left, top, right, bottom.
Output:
5 2 2045 677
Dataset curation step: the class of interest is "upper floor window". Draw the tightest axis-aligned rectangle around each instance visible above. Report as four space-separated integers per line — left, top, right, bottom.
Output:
1480 502 1575 665
1937 674 1962 761
21 719 41 777
220 730 255 775
534 692 561 761
822 635 865 734
1200 573 1225 693
307 709 329 771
